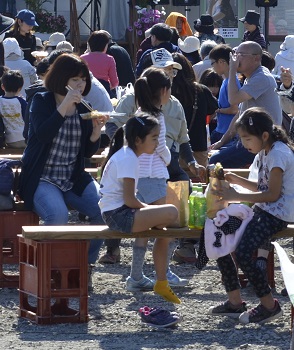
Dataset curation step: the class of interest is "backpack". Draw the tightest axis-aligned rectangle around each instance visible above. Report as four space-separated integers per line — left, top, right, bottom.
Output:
0 158 22 196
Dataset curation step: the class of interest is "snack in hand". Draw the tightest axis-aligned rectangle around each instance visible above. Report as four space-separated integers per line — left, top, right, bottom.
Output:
31 51 48 58
80 110 105 120
214 162 225 180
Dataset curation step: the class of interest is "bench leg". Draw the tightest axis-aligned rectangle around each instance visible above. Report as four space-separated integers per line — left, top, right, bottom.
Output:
19 237 89 324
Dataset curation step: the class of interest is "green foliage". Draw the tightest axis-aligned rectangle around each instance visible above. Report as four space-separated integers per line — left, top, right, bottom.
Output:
25 0 51 14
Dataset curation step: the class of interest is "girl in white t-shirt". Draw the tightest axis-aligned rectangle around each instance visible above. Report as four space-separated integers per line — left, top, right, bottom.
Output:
126 67 184 293
209 107 294 325
99 116 180 304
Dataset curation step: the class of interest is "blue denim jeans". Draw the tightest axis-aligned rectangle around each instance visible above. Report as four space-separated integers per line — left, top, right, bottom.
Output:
33 179 104 264
209 139 255 168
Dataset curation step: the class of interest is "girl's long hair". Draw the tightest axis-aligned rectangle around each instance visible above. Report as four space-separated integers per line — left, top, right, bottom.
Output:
135 67 171 116
171 52 203 107
101 115 159 176
235 107 294 151
11 19 33 37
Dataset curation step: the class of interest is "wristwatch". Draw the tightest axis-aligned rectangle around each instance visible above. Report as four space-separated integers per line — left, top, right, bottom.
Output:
188 160 196 167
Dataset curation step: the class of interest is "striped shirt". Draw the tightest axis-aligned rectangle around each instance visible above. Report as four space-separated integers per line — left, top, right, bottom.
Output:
137 111 170 179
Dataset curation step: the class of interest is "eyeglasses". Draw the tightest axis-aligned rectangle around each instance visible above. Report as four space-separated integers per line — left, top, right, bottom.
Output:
211 60 217 66
232 51 259 57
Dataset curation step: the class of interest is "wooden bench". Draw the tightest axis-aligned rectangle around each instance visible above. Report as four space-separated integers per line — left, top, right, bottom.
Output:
18 226 201 325
18 224 294 325
0 147 25 155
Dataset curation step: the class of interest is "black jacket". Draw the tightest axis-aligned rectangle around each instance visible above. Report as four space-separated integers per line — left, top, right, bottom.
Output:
19 92 101 209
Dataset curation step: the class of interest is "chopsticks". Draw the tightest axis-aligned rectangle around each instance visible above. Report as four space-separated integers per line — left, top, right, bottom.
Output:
65 85 94 112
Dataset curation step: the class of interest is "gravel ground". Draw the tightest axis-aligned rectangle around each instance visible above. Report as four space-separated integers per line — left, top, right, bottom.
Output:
1 213 294 350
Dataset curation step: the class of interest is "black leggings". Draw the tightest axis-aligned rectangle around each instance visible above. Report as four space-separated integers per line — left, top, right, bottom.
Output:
217 206 288 298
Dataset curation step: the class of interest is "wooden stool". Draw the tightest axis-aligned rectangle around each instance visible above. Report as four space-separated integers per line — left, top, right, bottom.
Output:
0 211 38 288
18 236 89 324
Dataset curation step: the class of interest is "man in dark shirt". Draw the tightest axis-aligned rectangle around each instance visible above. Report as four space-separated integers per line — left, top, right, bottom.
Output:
106 35 135 87
239 10 266 49
135 23 181 78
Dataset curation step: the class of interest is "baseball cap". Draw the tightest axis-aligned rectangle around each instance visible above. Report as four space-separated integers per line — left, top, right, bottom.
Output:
150 48 182 70
56 40 74 52
16 9 38 27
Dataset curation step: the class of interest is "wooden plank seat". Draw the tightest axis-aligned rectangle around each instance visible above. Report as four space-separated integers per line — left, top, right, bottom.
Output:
0 154 23 160
18 226 202 325
18 224 294 325
0 147 25 155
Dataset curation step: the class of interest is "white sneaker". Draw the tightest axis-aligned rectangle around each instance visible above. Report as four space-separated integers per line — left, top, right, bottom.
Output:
166 269 189 287
126 275 154 292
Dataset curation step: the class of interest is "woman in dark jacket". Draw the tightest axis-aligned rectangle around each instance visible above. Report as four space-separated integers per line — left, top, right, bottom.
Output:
19 53 107 265
4 9 38 65
171 52 218 167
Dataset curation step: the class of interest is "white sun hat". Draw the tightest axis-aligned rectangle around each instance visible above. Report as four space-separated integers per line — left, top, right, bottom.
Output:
178 36 200 53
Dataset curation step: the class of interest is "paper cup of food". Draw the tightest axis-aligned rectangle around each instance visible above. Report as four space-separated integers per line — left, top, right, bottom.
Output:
31 51 48 58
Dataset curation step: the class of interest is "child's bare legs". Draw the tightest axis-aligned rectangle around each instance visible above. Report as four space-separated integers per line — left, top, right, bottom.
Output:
153 237 172 280
132 204 180 303
132 196 173 280
130 197 174 283
152 237 180 303
227 289 243 306
132 204 178 232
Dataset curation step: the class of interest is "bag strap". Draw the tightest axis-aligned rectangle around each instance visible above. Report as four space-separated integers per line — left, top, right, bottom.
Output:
188 91 198 133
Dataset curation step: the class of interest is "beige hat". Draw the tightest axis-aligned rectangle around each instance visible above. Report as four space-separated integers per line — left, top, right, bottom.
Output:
44 32 66 47
56 40 74 52
35 37 44 49
178 36 200 54
3 37 22 58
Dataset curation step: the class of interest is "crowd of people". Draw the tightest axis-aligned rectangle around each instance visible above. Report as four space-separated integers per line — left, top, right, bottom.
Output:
0 4 294 330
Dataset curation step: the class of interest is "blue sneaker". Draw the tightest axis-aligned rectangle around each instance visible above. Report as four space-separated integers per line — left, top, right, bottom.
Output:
139 306 180 317
126 275 154 292
139 307 181 328
167 269 189 287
